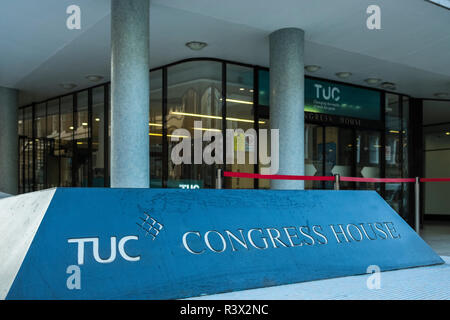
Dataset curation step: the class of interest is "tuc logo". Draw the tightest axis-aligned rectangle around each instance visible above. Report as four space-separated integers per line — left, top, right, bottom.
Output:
314 84 341 102
66 236 140 290
68 236 141 265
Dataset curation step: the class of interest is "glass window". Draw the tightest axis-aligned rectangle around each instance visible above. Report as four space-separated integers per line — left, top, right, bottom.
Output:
258 115 270 189
46 99 60 188
305 124 324 189
385 93 406 217
74 91 89 187
225 64 255 189
60 95 74 187
258 69 269 106
23 106 33 192
150 69 163 188
423 112 450 217
356 130 381 193
92 86 106 187
324 127 354 189
401 97 410 216
167 61 222 189
35 103 47 190
18 108 24 193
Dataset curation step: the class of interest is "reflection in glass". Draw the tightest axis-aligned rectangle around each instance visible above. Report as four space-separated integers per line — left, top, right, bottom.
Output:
150 69 163 187
46 99 60 188
23 106 33 192
60 95 74 187
167 61 222 189
74 91 89 187
35 103 47 190
226 64 255 189
305 124 324 189
356 130 381 193
324 127 354 189
92 87 106 187
385 93 407 217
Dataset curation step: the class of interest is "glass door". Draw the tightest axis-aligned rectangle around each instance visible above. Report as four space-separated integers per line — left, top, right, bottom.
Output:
305 124 324 189
324 126 354 189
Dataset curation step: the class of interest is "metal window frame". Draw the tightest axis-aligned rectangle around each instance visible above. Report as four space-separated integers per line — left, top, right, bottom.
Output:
17 57 425 208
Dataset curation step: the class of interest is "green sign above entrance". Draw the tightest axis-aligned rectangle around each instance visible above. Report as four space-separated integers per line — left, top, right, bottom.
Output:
258 71 381 121
305 78 381 120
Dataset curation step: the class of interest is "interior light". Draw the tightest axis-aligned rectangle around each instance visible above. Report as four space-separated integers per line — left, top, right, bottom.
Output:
149 133 188 138
95 118 100 122
170 111 265 124
69 126 74 130
85 75 104 82
365 78 382 85
225 98 253 105
305 65 321 73
82 122 88 126
193 127 222 132
336 72 352 79
149 123 163 127
381 82 396 90
185 41 208 51
446 132 450 136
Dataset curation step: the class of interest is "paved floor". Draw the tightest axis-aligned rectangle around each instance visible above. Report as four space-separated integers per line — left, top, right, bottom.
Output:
190 222 450 300
422 221 450 256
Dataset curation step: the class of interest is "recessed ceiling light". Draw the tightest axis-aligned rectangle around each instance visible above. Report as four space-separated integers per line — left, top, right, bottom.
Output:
239 88 245 91
434 92 449 98
446 132 450 136
305 65 321 72
336 72 352 79
60 83 77 90
364 78 382 85
381 82 396 90
85 75 104 82
185 41 208 51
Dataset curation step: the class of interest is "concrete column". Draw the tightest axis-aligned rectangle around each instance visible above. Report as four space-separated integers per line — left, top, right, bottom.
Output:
110 0 150 188
269 28 305 190
0 87 18 194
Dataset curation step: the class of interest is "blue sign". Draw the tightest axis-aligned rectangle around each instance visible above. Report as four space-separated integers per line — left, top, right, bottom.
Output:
3 188 443 299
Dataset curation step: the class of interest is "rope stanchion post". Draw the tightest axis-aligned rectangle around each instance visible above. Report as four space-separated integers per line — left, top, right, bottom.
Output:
216 168 222 189
415 177 420 234
334 174 340 191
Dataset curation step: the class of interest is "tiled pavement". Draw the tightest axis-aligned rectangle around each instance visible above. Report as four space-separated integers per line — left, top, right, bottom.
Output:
190 222 450 300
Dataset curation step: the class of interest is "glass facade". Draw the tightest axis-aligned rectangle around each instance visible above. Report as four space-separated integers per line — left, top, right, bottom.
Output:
18 58 412 220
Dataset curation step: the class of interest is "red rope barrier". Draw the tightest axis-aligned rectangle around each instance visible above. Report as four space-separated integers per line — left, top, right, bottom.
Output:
340 177 415 183
224 171 414 183
224 171 450 184
420 178 450 182
223 171 335 181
